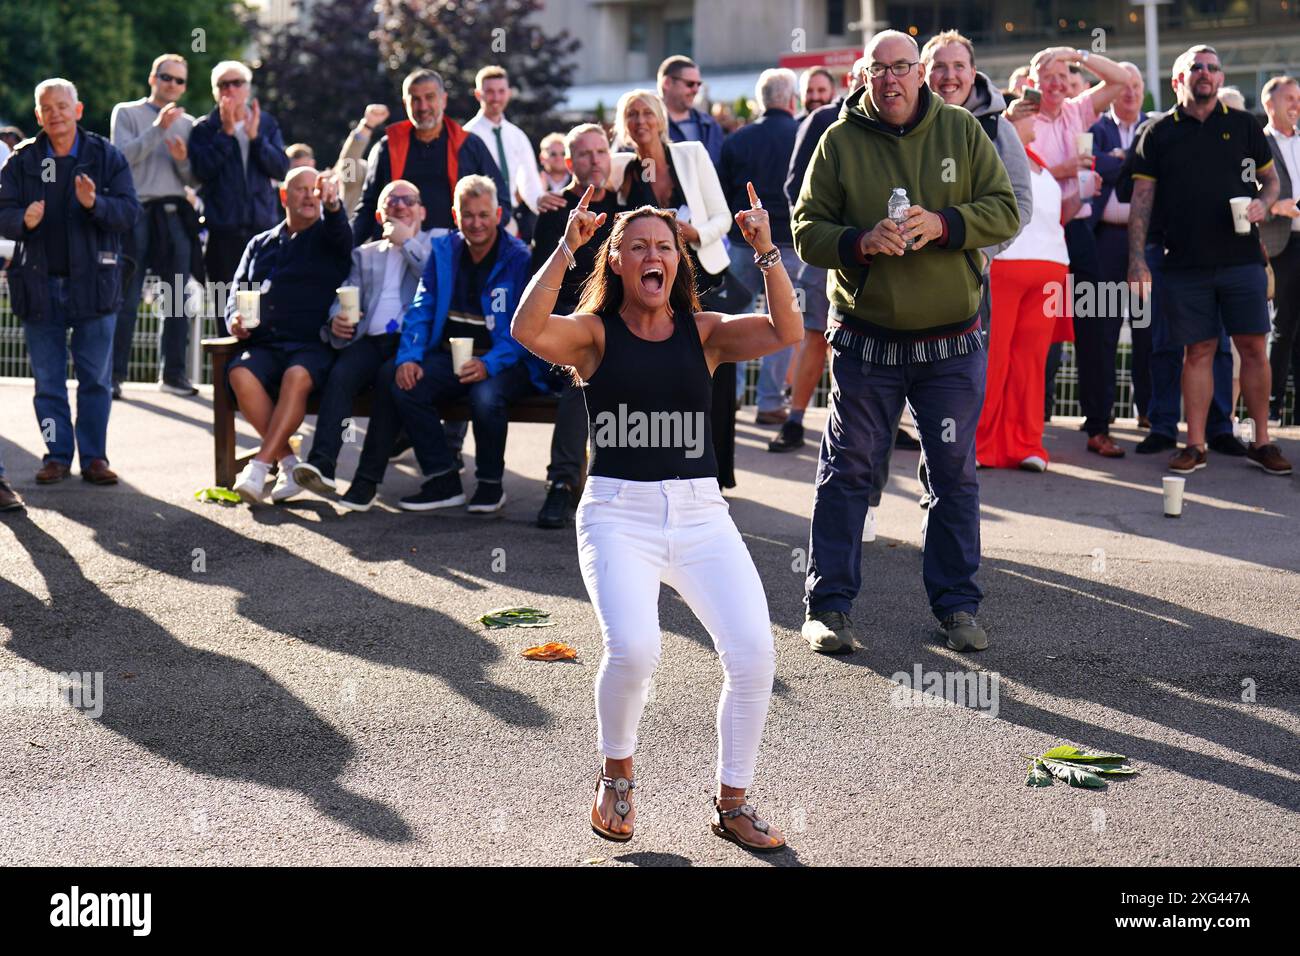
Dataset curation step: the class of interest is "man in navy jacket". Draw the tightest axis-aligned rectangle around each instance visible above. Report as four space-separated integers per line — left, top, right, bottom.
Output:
0 78 140 485
224 167 352 504
659 56 725 167
189 60 289 284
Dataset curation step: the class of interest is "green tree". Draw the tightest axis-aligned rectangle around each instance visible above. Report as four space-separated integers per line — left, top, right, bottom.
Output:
375 0 579 146
0 0 246 137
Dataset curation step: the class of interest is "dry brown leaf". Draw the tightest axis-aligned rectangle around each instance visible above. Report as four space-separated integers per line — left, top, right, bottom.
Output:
521 642 578 661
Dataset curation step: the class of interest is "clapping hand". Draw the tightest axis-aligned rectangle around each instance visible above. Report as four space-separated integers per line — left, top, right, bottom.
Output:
245 99 261 140
733 181 772 252
166 136 187 163
74 174 96 210
563 184 607 249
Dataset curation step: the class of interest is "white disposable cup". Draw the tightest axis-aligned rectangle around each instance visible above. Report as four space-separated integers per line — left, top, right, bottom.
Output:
1078 170 1095 200
1075 131 1093 158
450 337 474 375
235 289 261 329
1229 196 1252 235
336 286 361 326
1162 476 1185 518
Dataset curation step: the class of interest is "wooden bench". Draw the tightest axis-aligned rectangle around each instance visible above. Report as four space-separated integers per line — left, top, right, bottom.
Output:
202 337 565 488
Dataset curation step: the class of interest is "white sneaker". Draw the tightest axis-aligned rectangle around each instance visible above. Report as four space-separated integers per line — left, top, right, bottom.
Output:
233 461 271 504
862 507 877 543
270 467 304 503
1019 455 1047 472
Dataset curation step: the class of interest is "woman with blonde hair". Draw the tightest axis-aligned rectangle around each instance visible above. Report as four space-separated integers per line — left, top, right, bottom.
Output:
512 183 802 853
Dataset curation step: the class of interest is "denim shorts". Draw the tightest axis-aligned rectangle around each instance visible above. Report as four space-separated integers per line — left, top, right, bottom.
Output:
227 340 335 400
1160 264 1270 348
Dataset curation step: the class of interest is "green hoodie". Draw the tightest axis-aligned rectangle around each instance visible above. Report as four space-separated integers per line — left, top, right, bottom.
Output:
792 85 1019 337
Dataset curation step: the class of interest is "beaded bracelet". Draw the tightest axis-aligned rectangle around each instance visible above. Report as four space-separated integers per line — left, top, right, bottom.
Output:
753 246 781 271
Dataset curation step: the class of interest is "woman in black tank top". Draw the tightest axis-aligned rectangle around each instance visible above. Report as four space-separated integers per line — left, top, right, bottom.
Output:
513 184 802 853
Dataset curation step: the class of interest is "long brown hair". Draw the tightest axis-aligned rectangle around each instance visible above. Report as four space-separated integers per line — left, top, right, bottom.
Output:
575 205 701 319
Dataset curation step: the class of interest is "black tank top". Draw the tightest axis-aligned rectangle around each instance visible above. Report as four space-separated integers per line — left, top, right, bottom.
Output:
583 307 717 481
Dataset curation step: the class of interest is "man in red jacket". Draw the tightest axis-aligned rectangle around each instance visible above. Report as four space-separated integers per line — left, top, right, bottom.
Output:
351 69 509 245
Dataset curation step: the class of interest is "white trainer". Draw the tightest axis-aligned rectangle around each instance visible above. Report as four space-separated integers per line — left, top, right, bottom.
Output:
233 461 271 504
270 467 304 503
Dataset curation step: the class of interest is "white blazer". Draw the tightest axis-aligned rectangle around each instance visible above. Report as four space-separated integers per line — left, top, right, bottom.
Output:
608 140 731 276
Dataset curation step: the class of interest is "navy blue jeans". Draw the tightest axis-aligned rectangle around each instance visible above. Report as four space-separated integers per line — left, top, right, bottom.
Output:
307 333 399 479
24 277 116 468
807 346 986 622
1145 245 1234 441
114 207 192 384
392 351 533 483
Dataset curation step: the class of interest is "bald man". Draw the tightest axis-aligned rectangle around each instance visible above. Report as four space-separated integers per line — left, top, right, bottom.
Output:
224 166 354 503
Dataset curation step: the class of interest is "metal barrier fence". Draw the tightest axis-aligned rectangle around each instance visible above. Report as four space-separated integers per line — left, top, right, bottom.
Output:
1 271 1294 423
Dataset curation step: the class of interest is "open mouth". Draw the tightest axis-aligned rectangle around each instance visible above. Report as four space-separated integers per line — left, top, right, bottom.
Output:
640 267 664 294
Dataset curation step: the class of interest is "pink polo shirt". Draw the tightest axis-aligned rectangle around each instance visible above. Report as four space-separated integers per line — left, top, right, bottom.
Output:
1032 92 1099 220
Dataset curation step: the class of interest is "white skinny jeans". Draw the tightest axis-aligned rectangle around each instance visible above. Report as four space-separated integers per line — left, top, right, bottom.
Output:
576 476 776 788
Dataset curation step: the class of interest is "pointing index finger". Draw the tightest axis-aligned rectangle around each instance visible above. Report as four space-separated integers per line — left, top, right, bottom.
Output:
577 184 594 211
746 181 761 209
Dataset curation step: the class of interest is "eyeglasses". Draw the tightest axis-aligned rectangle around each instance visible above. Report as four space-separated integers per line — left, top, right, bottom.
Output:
217 77 247 90
867 61 920 78
157 72 187 86
1187 63 1223 74
673 77 702 89
384 194 420 208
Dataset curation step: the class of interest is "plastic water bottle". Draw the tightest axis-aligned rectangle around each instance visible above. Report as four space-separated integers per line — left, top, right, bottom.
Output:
888 187 913 251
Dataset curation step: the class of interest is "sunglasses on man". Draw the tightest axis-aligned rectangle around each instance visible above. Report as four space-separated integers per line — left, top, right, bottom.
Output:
217 77 247 90
157 72 186 86
1187 63 1223 74
384 194 420 209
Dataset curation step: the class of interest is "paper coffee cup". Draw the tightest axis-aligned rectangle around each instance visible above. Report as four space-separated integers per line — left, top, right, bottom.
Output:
1229 196 1252 235
1078 170 1095 200
1075 131 1093 158
1162 476 1185 518
449 337 474 374
235 289 261 329
336 286 361 326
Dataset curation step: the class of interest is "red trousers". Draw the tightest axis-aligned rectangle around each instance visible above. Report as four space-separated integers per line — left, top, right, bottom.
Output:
977 259 1067 468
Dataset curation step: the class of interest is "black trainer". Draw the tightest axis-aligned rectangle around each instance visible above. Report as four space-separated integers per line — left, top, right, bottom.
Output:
767 419 805 453
467 481 507 514
1207 432 1248 457
338 478 377 512
399 472 464 511
536 481 575 528
1135 432 1177 454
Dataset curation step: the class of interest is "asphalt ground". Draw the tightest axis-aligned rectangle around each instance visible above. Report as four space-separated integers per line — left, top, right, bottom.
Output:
1 380 1297 866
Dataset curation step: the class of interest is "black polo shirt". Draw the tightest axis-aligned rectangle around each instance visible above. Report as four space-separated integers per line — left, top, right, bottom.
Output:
529 186 624 314
1131 101 1274 270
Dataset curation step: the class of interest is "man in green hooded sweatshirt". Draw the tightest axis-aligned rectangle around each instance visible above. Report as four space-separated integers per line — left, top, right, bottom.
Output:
793 30 1019 656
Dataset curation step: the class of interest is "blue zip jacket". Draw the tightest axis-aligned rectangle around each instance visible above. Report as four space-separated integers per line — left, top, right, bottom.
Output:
188 106 289 232
668 107 725 168
396 225 548 392
0 127 140 320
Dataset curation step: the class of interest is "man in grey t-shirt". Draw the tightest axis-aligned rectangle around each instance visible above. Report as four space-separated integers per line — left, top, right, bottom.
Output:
110 53 200 395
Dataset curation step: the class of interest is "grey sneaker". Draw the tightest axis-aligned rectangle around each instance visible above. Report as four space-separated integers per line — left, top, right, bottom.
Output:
940 612 988 652
801 611 856 655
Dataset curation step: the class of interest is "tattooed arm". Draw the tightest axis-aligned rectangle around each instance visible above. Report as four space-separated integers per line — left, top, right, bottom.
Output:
1127 178 1155 287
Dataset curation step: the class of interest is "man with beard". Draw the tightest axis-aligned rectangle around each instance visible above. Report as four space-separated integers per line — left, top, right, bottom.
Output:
1129 45 1291 476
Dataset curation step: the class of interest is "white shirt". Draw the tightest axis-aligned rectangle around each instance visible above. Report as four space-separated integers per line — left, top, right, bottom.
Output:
463 112 544 215
998 163 1069 265
1265 123 1300 231
366 243 408 336
1101 109 1141 224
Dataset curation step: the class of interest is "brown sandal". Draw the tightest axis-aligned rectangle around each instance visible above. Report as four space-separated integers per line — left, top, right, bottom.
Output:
711 796 786 852
591 772 635 842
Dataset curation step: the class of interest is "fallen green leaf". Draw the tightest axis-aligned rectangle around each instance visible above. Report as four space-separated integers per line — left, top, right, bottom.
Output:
1026 760 1053 787
194 487 241 505
1042 744 1127 764
1041 758 1107 788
